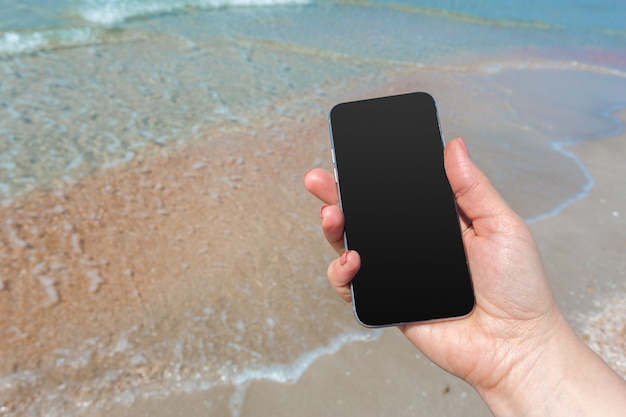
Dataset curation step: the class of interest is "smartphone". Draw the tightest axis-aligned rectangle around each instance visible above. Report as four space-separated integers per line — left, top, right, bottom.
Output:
328 91 475 328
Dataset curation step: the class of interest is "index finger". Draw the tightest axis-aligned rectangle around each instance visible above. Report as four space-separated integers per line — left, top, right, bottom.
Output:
303 168 339 205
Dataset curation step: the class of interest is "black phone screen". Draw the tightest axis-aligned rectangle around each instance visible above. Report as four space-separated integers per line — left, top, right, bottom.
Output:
329 91 475 327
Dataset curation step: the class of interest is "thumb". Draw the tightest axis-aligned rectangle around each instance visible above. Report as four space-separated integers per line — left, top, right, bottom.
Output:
444 138 517 232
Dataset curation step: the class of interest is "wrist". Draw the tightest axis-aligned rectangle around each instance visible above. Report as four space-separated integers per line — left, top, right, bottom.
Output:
476 312 626 417
476 310 570 416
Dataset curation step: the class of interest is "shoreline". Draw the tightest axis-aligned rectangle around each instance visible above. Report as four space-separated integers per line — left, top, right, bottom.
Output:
1 66 625 416
107 103 626 417
523 103 626 224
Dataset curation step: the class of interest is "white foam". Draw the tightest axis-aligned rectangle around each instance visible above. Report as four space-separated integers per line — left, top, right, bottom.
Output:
578 291 626 378
524 140 595 224
0 28 96 57
525 104 626 224
0 31 48 55
80 0 313 26
223 329 383 416
4 325 381 416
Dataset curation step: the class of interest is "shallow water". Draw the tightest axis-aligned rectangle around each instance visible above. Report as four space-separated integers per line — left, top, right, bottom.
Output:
1 1 625 416
1 0 625 201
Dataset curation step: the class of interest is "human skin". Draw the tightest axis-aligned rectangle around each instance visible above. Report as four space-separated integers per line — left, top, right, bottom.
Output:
304 137 626 417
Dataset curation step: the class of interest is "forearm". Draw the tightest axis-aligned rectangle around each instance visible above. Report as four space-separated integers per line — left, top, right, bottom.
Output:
478 314 626 417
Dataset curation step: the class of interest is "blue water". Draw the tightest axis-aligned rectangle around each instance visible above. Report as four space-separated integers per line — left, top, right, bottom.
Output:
1 0 625 35
0 0 624 70
0 0 625 201
0 1 625 416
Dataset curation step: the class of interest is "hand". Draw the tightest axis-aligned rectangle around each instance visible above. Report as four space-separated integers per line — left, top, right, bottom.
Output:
304 137 626 417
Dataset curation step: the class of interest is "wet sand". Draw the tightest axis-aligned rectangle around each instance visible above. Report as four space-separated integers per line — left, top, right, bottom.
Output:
1 66 625 415
235 111 626 417
109 112 626 417
533 109 626 377
0 99 363 414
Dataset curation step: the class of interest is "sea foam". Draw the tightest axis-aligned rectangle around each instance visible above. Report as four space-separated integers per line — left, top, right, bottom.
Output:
79 0 312 26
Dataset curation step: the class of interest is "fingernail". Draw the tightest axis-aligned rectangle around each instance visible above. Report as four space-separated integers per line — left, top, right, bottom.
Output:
320 204 330 219
458 137 470 157
339 250 350 266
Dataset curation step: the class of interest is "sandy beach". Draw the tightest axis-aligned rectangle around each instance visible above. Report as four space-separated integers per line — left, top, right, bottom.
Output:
239 108 626 417
1 4 625 413
2 72 614 415
0 94 361 414
97 105 626 417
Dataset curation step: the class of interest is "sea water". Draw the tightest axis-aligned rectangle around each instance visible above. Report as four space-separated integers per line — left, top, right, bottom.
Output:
0 0 625 202
0 1 625 416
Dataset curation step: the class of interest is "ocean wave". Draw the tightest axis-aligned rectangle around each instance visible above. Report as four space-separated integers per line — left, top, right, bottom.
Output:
0 28 97 57
79 0 313 25
0 321 381 417
0 0 314 57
